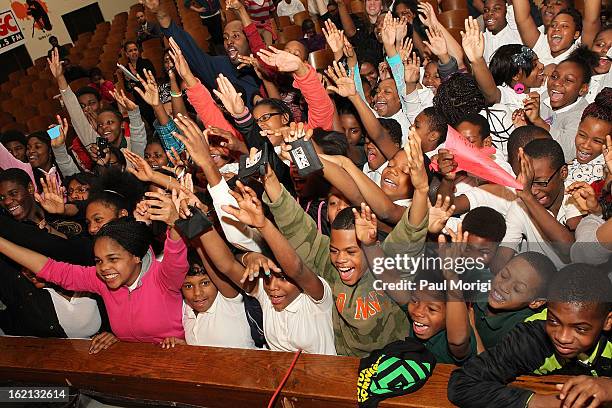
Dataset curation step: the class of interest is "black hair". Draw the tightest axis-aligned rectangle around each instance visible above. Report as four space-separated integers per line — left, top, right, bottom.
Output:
312 128 349 156
25 131 62 191
513 251 556 297
555 8 583 34
187 250 207 276
560 45 599 85
331 206 358 230
378 118 403 147
108 146 127 169
88 168 146 214
547 263 612 318
49 36 58 43
507 125 551 167
89 67 103 78
392 0 418 16
98 107 123 122
65 172 96 188
95 218 153 259
0 130 27 147
75 86 101 102
421 107 448 145
433 74 486 127
253 98 294 123
302 19 315 30
462 207 506 242
123 40 138 51
523 138 565 170
582 87 612 122
0 168 32 189
490 44 537 87
457 113 490 142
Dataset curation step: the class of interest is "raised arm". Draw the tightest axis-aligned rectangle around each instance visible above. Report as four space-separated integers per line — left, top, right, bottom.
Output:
258 47 335 131
581 0 601 48
337 0 356 37
512 0 540 49
194 244 240 299
326 61 400 160
462 17 501 105
50 116 81 177
223 182 325 300
0 236 49 275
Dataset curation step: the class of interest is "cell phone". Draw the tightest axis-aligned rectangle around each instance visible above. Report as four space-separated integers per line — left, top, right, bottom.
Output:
47 125 61 140
96 137 109 159
116 63 140 82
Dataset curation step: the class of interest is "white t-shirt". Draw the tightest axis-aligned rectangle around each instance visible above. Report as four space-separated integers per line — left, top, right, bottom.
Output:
462 184 517 217
45 289 101 338
571 214 612 266
532 33 579 66
500 194 584 269
253 276 336 355
540 96 589 162
363 160 389 187
182 294 256 349
483 24 523 64
565 156 605 187
276 0 306 21
585 74 611 104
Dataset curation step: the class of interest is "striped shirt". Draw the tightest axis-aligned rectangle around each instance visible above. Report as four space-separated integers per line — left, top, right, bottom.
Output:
244 0 275 23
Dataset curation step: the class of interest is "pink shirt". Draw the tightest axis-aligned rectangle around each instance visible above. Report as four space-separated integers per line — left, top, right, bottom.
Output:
38 231 189 343
0 143 36 191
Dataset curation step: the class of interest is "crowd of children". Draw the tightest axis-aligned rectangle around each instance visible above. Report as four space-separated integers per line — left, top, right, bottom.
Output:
1 0 612 405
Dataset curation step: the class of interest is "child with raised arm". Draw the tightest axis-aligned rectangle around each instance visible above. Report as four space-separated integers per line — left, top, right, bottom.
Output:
449 263 612 408
261 129 430 357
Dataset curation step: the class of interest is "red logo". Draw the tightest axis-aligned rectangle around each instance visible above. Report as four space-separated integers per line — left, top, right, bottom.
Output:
0 12 18 36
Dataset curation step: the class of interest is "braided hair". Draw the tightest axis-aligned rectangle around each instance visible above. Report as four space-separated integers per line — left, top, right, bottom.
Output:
433 73 486 127
87 168 146 214
253 98 294 123
94 218 153 259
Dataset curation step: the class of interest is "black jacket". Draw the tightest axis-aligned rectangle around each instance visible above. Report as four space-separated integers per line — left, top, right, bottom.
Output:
448 320 612 408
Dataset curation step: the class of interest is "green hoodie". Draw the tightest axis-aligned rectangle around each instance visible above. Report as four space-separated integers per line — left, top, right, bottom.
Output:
264 186 428 357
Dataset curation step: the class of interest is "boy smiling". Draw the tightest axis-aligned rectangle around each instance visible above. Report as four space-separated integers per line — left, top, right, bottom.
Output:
449 263 612 408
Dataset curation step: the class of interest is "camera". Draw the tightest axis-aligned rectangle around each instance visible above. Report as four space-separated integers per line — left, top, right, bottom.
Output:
96 137 109 159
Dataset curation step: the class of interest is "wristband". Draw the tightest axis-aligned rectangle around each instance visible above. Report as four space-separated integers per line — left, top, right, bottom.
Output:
170 91 182 98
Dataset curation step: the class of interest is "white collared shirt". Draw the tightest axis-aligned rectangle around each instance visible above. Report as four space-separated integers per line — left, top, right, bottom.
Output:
501 194 584 269
532 33 579 66
253 276 336 355
182 294 256 349
585 74 611 103
483 24 523 64
362 160 389 187
540 96 589 162
45 289 101 338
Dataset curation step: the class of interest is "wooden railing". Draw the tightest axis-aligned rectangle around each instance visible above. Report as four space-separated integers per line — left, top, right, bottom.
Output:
0 337 564 407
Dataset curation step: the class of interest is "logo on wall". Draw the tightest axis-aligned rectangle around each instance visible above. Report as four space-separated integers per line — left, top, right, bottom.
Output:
0 9 25 52
11 0 52 38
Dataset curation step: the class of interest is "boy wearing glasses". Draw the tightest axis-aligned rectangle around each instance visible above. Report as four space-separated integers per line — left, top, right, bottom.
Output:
494 138 583 271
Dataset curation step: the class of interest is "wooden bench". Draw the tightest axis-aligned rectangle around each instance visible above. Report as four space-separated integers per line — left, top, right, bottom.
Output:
0 337 565 407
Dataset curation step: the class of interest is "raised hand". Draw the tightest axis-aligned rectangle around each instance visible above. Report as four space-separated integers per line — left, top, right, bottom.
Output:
396 16 409 44
322 19 345 54
123 148 155 182
428 194 456 234
222 180 267 228
398 37 413 63
353 203 378 246
566 182 601 214
461 16 484 63
342 36 357 68
236 54 265 79
134 69 161 107
604 135 612 174
403 128 428 192
257 47 305 73
438 223 468 280
34 175 65 215
381 12 397 47
424 25 448 58
172 113 212 168
213 73 246 117
226 0 245 10
168 37 196 86
205 126 248 154
110 88 138 112
417 2 440 28
241 252 281 283
278 122 312 162
516 147 534 195
437 148 458 180
50 115 69 148
47 47 63 79
143 190 180 227
522 92 542 125
404 52 421 85
512 109 528 128
325 60 356 97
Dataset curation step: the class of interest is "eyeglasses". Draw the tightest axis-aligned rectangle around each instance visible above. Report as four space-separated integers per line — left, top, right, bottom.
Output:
532 165 564 188
254 112 283 124
68 186 90 195
144 153 166 159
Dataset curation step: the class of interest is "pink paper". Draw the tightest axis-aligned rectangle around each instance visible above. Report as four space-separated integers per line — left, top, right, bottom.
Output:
430 126 523 190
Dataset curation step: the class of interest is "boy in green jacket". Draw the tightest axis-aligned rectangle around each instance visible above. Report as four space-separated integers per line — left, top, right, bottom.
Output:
261 131 429 356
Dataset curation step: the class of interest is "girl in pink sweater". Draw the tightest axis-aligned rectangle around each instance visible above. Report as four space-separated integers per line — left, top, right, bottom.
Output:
0 215 189 350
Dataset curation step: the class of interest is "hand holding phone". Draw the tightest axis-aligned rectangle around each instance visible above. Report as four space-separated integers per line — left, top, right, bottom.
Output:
47 125 62 140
